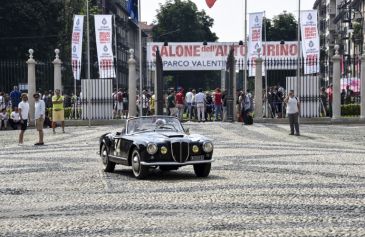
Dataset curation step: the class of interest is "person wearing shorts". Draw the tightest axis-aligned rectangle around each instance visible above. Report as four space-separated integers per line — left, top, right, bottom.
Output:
34 93 45 145
18 93 30 145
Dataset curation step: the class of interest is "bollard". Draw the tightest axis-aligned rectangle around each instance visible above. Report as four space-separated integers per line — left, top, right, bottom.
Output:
26 49 36 124
128 49 137 118
53 49 62 93
254 49 263 118
332 45 341 120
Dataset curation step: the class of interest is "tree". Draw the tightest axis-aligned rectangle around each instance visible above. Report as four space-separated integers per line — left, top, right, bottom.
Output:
152 0 217 42
0 0 99 60
264 12 298 41
151 0 219 90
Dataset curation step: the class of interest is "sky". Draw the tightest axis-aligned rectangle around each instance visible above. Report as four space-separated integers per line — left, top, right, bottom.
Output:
141 0 315 42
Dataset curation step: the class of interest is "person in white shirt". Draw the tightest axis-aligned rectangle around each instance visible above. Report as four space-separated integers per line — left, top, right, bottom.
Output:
9 107 21 129
18 93 30 145
185 89 193 120
195 88 206 122
284 90 300 136
34 93 45 145
0 108 8 130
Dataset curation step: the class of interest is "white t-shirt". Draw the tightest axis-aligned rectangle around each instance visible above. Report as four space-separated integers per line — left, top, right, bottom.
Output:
11 111 20 121
35 100 45 119
18 101 30 120
0 95 5 110
195 92 206 104
286 96 299 114
185 92 193 103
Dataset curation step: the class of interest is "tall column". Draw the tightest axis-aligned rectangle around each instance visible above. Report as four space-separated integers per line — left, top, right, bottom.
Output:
361 50 365 119
26 49 36 123
254 49 263 118
332 45 341 120
128 49 137 118
53 49 62 92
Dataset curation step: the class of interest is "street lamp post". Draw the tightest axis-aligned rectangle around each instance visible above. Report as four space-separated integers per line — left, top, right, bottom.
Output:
297 0 301 104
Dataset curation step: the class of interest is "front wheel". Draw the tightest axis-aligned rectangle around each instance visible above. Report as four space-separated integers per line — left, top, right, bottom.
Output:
193 163 211 177
131 149 149 179
101 144 115 172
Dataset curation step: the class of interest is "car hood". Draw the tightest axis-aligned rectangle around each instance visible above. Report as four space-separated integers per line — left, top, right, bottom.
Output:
131 131 210 143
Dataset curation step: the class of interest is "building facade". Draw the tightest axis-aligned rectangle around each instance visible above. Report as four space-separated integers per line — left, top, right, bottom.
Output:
314 0 365 83
100 0 147 90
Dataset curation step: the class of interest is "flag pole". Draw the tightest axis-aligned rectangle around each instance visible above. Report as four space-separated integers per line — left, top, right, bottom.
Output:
297 0 301 103
86 0 91 127
138 0 143 117
244 0 248 92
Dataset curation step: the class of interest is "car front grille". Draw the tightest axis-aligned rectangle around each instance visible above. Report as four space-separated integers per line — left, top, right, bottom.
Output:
171 141 189 163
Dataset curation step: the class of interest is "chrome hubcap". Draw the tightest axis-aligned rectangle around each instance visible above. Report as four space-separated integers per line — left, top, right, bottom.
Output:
102 147 107 165
132 153 140 175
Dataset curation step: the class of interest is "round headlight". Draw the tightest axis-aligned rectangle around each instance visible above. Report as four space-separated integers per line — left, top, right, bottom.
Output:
147 143 158 155
160 146 168 155
202 142 213 153
192 145 199 153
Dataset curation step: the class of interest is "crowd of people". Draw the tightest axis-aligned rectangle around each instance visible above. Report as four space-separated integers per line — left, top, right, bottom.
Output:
121 88 228 122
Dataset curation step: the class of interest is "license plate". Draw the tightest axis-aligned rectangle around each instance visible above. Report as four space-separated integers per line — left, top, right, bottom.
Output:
191 155 204 161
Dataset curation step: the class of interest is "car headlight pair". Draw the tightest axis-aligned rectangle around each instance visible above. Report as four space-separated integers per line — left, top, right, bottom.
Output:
147 143 169 155
202 142 213 153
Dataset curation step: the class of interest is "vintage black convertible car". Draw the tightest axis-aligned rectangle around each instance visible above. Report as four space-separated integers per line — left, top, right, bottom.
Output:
99 116 214 179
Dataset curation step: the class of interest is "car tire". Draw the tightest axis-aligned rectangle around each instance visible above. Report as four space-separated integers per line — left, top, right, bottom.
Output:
101 144 115 172
131 148 149 179
193 163 211 177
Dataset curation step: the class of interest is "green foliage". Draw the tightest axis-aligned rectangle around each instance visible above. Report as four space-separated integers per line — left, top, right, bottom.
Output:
341 104 360 116
0 0 99 60
264 12 298 41
151 0 218 89
152 0 218 42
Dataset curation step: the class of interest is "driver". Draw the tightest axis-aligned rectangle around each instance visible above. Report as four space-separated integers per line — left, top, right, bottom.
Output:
155 118 166 127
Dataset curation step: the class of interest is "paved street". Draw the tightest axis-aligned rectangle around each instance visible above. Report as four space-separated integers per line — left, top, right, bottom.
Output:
0 122 364 236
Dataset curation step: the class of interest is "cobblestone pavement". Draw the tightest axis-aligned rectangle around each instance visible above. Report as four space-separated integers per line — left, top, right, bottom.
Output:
0 122 364 237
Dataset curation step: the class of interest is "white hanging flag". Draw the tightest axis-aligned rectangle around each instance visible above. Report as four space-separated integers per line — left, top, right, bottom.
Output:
71 15 84 80
248 12 264 76
300 10 320 75
94 15 115 78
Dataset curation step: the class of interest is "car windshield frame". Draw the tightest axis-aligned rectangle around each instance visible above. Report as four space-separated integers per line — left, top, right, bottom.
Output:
126 116 184 135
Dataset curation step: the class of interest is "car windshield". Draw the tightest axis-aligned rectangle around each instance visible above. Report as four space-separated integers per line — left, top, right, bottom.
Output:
126 116 184 134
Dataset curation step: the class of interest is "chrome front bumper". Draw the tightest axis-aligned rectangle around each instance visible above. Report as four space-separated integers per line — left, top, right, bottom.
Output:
140 159 214 166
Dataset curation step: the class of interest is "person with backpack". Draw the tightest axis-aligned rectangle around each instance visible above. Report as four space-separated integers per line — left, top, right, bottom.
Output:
284 90 300 136
241 91 253 125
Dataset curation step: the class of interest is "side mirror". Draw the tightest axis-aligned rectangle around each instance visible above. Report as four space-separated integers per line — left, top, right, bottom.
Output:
184 128 190 135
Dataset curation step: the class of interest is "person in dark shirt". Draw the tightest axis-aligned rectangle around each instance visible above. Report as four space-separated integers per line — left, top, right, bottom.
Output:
10 86 21 110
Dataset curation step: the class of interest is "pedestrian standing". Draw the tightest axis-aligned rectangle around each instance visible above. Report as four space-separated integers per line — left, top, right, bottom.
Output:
34 93 45 145
185 88 193 120
175 88 185 121
52 89 65 134
214 88 223 121
0 108 8 130
18 93 30 145
10 86 21 110
195 88 206 122
284 90 300 136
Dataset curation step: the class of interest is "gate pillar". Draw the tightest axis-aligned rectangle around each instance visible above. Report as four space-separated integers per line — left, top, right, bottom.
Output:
53 49 62 93
332 45 341 120
361 50 365 119
128 49 137 118
26 49 36 124
254 49 263 118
